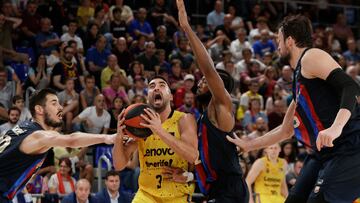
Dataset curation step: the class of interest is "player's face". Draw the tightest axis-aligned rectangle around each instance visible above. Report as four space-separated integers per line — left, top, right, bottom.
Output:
196 77 209 96
43 94 64 128
277 29 291 63
265 144 281 160
148 78 172 112
105 175 120 193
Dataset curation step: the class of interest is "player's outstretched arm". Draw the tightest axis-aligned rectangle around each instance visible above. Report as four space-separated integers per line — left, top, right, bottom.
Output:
176 0 232 109
20 130 115 154
227 101 296 152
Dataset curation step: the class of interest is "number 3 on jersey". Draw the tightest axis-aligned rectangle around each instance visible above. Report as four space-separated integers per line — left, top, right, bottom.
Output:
156 175 162 189
0 134 11 153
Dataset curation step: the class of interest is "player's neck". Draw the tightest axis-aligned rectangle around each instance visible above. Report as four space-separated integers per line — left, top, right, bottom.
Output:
33 118 56 131
158 105 172 122
289 47 308 69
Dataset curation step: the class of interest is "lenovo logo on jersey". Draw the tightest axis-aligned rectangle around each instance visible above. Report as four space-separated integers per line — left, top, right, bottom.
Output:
144 148 175 157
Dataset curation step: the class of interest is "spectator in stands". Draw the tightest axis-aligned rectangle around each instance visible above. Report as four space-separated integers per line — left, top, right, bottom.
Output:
0 66 21 110
108 96 126 134
242 98 268 133
267 99 286 130
110 7 129 39
276 65 293 95
83 23 99 52
12 95 32 122
109 0 134 24
58 78 79 133
177 91 200 120
207 30 230 64
247 117 268 140
154 25 173 59
20 0 41 43
240 80 264 111
0 12 22 50
195 24 210 43
127 61 146 86
249 16 273 44
173 74 195 108
90 6 110 34
53 146 94 185
131 94 146 104
224 61 241 91
101 54 128 90
227 4 244 31
77 0 95 30
169 37 194 70
207 0 224 31
127 75 147 102
215 50 232 70
128 8 154 41
51 45 84 92
80 75 100 109
168 59 184 92
265 84 289 114
332 13 354 50
253 29 276 61
95 170 133 203
35 18 61 55
112 37 134 72
0 107 20 135
236 47 265 74
230 28 252 63
72 94 110 134
49 157 76 196
259 65 277 100
279 140 298 167
86 35 111 88
103 73 130 108
157 49 171 74
129 35 146 57
25 54 49 90
136 41 159 77
149 0 178 34
342 38 360 64
346 65 360 85
61 179 98 203
286 158 304 190
48 0 71 35
61 20 84 54
214 13 236 41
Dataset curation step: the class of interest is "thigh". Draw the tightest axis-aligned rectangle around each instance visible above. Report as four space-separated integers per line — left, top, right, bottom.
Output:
308 151 360 203
285 154 322 203
132 189 157 203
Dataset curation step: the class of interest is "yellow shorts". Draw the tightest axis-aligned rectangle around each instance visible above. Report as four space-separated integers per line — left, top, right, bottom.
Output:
257 194 285 203
132 189 190 203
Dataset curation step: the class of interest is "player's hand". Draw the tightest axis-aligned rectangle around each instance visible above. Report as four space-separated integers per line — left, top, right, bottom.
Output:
316 126 342 151
162 166 188 183
176 0 190 30
140 108 162 134
104 134 116 145
226 132 252 153
116 110 126 139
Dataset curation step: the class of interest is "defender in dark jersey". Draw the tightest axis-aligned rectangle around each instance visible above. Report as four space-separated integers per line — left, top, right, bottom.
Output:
0 89 115 202
227 15 360 203
176 1 249 202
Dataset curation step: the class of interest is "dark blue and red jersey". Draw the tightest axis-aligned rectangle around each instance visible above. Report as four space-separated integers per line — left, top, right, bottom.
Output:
195 111 243 198
0 121 47 200
293 48 360 156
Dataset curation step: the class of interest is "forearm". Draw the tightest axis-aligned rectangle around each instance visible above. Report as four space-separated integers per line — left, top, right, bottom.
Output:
112 139 132 170
331 109 351 130
157 128 198 163
248 125 289 151
67 132 106 147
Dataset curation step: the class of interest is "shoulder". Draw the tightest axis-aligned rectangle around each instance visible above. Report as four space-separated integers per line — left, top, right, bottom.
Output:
302 48 340 79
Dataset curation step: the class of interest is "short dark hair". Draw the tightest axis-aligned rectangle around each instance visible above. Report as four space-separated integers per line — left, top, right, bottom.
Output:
279 15 313 48
85 75 95 82
29 88 57 117
8 106 20 115
149 75 170 87
105 170 120 180
12 95 24 104
113 7 122 15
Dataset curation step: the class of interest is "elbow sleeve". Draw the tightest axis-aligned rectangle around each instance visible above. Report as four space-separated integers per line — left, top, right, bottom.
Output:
326 68 360 114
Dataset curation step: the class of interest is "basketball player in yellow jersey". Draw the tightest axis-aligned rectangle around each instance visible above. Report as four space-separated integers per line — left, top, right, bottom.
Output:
113 76 198 203
246 143 288 203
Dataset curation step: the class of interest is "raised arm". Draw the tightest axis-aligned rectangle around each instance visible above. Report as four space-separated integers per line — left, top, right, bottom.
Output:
176 0 232 109
20 131 115 154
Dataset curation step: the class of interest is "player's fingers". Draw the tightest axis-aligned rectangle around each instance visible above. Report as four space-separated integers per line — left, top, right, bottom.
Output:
226 135 236 144
162 173 172 180
316 135 322 151
140 114 151 122
139 122 150 128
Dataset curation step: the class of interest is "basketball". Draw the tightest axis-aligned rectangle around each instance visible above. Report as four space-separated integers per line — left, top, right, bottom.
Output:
123 103 153 139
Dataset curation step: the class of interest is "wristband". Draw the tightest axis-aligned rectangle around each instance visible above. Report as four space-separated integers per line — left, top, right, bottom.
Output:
182 171 194 182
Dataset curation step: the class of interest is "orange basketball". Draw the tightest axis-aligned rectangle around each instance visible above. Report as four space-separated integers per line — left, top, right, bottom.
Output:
123 103 152 139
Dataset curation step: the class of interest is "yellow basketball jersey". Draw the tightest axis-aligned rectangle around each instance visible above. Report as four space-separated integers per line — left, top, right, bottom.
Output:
254 157 286 203
137 110 195 200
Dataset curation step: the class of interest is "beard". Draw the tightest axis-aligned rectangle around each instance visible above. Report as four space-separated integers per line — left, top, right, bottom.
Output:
196 91 212 107
44 111 63 128
151 99 169 113
279 51 291 66
9 119 18 125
